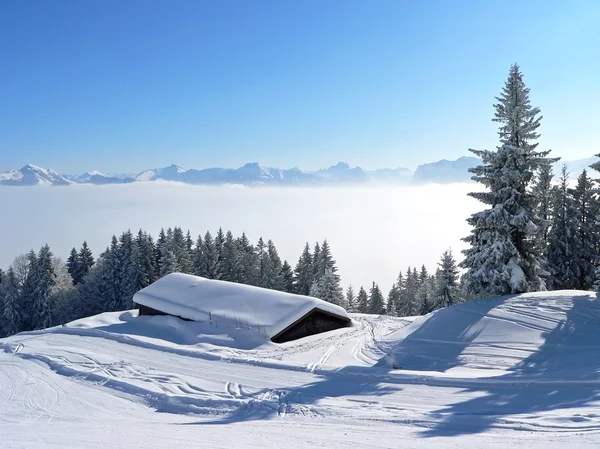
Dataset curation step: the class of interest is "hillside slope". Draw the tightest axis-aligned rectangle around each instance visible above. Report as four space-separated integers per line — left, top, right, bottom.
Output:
1 291 600 448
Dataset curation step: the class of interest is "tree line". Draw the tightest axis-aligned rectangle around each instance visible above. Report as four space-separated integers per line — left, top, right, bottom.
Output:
0 227 460 337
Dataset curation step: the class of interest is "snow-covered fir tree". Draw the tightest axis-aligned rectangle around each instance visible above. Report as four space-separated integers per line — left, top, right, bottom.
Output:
2 268 22 336
67 248 80 285
546 166 579 290
20 250 39 330
571 170 599 290
31 245 57 330
589 155 600 291
220 230 242 283
345 285 356 313
136 230 158 288
309 268 344 306
104 236 124 311
172 227 193 274
356 286 369 313
214 227 225 277
461 64 557 296
266 240 285 291
386 284 399 316
193 231 220 279
415 276 435 315
312 242 321 281
533 163 554 249
367 282 385 315
294 243 313 296
281 261 295 293
436 250 460 308
236 233 258 285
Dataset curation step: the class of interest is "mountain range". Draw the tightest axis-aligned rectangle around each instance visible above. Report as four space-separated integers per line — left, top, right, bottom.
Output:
1 156 597 187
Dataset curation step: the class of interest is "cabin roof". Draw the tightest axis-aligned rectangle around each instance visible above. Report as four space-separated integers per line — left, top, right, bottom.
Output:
133 273 350 340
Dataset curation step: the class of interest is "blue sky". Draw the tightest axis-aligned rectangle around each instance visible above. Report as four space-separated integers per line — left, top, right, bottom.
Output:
1 0 599 174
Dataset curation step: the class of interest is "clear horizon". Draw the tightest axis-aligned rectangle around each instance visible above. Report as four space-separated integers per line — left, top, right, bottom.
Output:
2 0 599 174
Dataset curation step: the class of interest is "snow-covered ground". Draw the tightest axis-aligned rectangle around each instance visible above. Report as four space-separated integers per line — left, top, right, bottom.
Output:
2 291 600 448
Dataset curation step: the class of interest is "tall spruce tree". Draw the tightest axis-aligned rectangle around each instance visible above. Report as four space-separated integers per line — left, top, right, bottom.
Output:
367 282 385 315
546 166 579 290
572 170 599 290
356 286 369 313
309 268 344 306
20 250 39 330
281 261 295 293
78 241 95 278
221 231 242 282
533 163 554 249
386 284 400 316
31 245 57 329
345 285 356 312
2 268 22 336
436 250 460 308
461 64 557 296
237 233 258 285
294 243 313 295
264 240 285 291
67 248 81 285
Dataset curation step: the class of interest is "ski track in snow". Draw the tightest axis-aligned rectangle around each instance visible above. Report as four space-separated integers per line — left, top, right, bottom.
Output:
3 293 600 448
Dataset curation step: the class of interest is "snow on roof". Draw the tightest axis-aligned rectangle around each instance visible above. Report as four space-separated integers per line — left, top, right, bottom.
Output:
133 273 350 339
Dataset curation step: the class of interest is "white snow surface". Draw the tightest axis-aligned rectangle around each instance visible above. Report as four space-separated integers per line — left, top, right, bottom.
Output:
2 290 600 448
133 273 350 340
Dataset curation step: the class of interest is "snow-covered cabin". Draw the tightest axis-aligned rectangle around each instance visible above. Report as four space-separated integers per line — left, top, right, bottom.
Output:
132 273 351 343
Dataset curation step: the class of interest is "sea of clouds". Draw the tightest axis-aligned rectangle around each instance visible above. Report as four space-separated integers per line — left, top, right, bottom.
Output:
0 182 482 291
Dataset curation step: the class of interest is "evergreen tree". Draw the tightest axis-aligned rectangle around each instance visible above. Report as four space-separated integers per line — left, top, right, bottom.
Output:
532 163 554 249
214 228 225 278
118 231 140 309
20 250 39 330
237 233 258 285
294 243 313 295
104 236 123 311
386 284 400 316
2 268 22 336
367 282 385 315
78 241 95 279
136 230 158 289
318 240 337 277
266 240 284 291
397 267 419 316
356 286 369 313
220 230 242 282
281 261 295 293
572 170 599 290
78 257 112 319
31 245 57 330
345 285 356 312
194 231 219 279
436 250 460 308
172 227 193 274
462 64 557 296
155 228 167 271
66 248 81 285
416 276 435 315
312 242 321 281
309 268 344 306
546 166 579 290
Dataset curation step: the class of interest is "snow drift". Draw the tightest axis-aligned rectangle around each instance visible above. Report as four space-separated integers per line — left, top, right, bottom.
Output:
384 290 600 379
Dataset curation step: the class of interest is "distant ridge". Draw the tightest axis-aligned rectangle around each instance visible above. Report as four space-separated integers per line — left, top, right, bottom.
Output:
1 156 597 186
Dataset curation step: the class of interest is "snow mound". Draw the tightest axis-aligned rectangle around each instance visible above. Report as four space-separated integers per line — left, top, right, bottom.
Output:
133 273 350 341
384 290 600 379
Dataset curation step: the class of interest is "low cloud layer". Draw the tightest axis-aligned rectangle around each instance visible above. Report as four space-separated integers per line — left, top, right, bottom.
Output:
0 183 481 290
